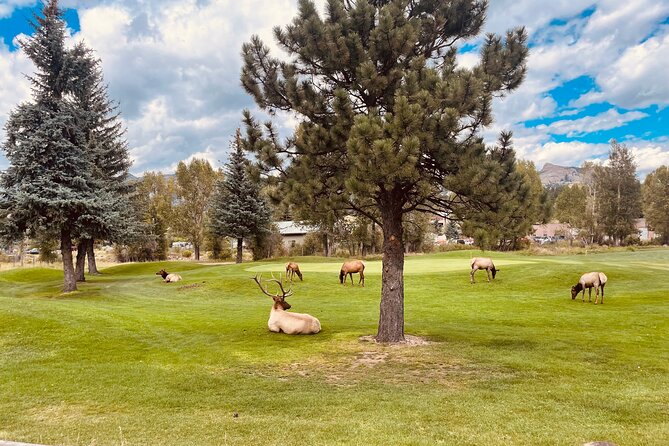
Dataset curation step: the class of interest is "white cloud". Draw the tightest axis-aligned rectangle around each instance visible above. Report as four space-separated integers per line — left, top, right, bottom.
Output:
483 0 595 36
520 141 611 169
596 28 669 109
69 0 308 173
0 41 32 158
1 0 668 177
539 109 648 137
457 50 479 70
0 0 35 18
628 141 669 176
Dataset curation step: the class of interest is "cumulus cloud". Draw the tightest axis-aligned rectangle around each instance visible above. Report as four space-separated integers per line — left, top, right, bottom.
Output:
520 141 611 169
628 140 669 176
1 0 668 177
70 0 317 174
0 40 32 158
538 109 648 137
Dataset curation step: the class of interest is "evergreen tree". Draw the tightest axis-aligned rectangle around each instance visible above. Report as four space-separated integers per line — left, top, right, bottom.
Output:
0 0 97 292
240 0 528 342
595 141 641 245
642 166 669 244
210 131 271 263
445 221 460 240
67 42 134 280
174 158 218 260
455 135 539 250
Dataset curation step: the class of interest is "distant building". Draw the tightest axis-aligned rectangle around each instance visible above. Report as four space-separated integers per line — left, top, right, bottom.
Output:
635 218 656 242
532 223 572 238
276 221 316 249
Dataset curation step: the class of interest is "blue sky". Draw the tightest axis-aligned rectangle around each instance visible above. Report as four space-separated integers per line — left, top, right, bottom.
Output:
1 0 668 176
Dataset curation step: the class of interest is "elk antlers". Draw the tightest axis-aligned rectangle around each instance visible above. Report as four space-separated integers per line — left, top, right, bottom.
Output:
252 273 293 299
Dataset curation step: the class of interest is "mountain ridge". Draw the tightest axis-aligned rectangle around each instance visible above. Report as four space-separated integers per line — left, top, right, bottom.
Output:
539 163 583 187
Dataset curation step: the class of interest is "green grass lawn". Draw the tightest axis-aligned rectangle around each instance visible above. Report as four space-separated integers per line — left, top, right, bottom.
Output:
0 249 668 446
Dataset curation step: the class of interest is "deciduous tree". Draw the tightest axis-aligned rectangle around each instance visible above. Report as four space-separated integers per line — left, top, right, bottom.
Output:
174 159 218 260
642 165 669 244
595 141 641 245
553 184 587 244
126 172 175 261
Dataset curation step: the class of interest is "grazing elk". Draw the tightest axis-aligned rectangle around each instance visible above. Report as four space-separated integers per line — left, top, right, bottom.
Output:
470 257 499 284
156 269 182 283
339 260 365 286
571 272 608 304
252 274 321 334
285 262 303 281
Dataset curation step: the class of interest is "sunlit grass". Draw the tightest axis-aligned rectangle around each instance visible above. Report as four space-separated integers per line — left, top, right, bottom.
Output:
1 249 668 445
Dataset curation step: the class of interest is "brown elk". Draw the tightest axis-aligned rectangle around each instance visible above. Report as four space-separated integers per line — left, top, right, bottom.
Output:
156 269 182 283
571 272 608 304
339 260 365 286
252 274 321 334
285 262 303 281
470 258 499 284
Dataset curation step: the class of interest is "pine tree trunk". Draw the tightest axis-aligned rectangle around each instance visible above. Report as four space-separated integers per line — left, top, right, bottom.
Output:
194 243 201 261
236 237 243 264
86 239 100 275
371 222 378 254
61 229 77 292
75 240 86 282
323 233 329 257
376 202 405 343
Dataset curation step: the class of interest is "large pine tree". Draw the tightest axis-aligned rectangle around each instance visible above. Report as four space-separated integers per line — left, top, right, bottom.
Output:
67 42 134 280
210 131 270 263
1 1 98 291
1 0 133 290
240 0 528 342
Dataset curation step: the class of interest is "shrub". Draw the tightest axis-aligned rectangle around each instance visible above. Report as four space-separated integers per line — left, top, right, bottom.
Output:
302 232 322 256
182 250 193 258
249 226 285 260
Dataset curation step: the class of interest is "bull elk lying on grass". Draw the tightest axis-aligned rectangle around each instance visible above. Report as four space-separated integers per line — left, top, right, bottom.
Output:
156 269 182 283
340 260 365 286
470 258 499 284
285 262 303 281
252 274 321 334
571 272 608 304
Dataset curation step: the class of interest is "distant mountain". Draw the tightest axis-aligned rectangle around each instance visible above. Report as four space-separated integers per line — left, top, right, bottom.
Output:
539 163 583 187
126 173 176 182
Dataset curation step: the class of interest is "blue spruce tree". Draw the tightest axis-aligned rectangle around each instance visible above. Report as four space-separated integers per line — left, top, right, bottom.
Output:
210 130 270 263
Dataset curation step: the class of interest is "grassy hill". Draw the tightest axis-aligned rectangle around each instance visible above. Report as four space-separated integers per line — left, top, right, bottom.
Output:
1 250 668 445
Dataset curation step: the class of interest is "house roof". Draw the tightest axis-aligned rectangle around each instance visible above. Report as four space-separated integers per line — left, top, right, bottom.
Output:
532 223 571 237
276 221 315 236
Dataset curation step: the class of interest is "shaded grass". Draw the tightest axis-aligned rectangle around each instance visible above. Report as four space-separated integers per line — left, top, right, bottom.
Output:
0 250 668 445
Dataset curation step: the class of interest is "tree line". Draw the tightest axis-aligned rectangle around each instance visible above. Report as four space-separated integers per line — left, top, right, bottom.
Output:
552 140 669 246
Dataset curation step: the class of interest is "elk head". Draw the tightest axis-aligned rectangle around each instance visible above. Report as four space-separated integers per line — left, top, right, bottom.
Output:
571 284 582 299
156 269 168 279
253 273 293 310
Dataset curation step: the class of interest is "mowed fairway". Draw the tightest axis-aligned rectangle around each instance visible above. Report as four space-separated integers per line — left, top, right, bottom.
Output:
0 250 668 446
